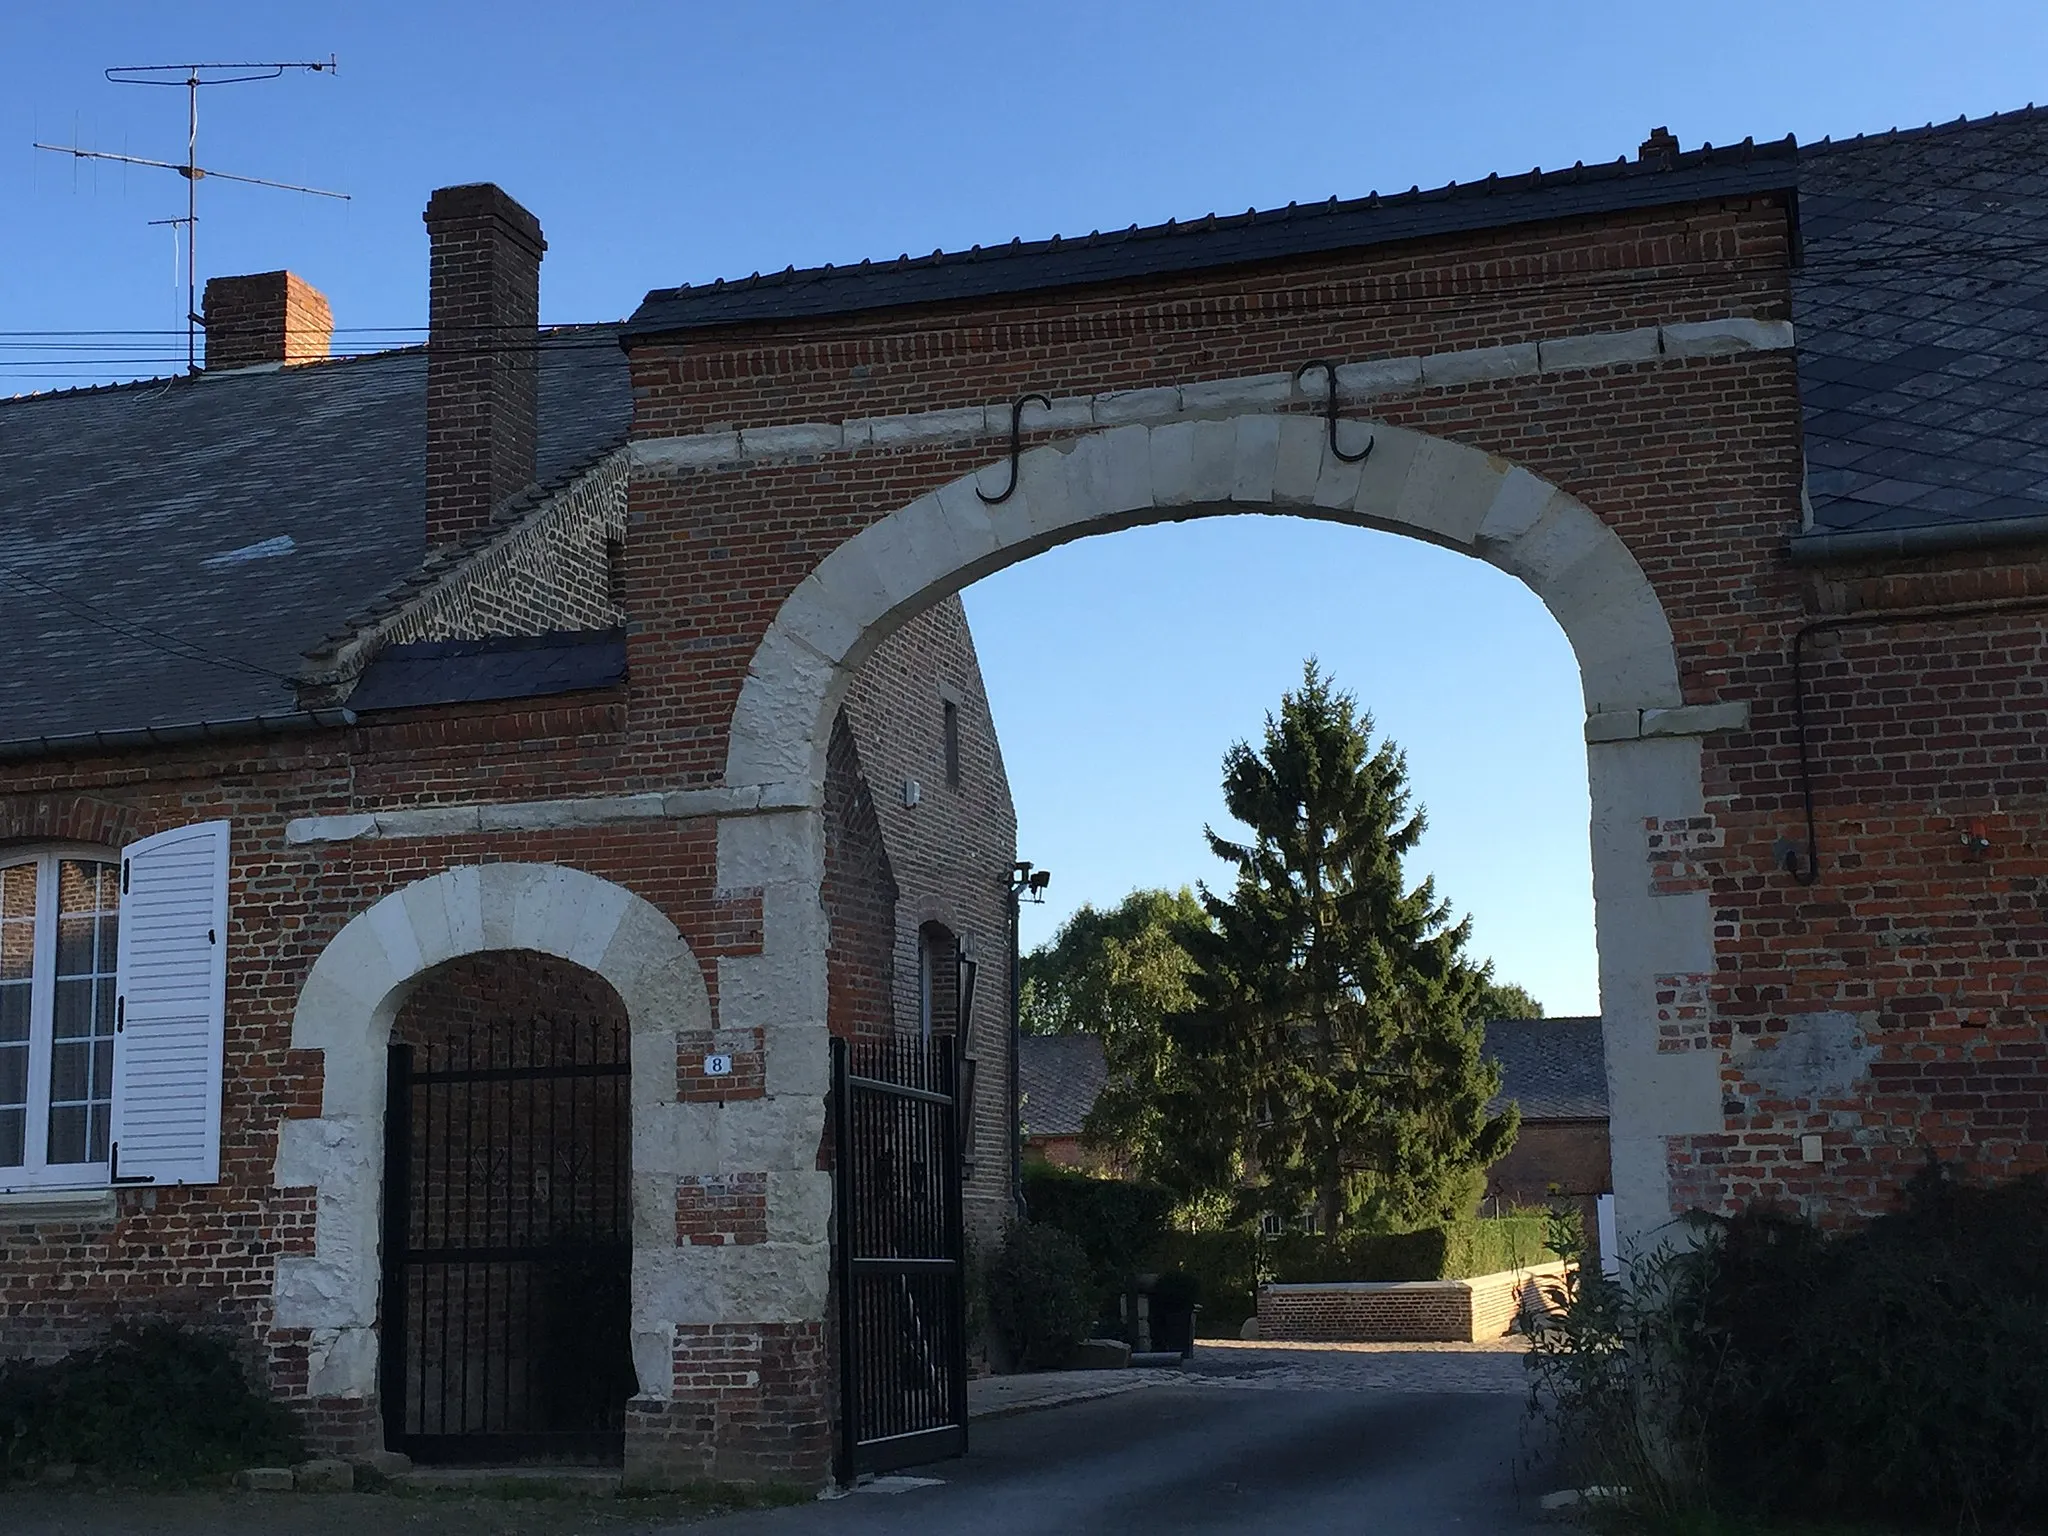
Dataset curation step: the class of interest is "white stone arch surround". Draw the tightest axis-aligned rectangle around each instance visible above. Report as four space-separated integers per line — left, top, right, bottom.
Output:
269 863 719 1412
722 412 1733 1248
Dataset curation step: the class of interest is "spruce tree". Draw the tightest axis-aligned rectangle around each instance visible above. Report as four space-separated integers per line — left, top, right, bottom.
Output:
1181 660 1517 1235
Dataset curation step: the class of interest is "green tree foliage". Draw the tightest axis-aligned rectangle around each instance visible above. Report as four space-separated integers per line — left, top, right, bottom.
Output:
1468 977 1545 1026
1180 660 1518 1235
1018 888 1222 1193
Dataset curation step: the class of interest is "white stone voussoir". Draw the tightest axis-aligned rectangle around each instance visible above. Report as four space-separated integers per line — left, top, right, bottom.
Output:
275 863 714 1399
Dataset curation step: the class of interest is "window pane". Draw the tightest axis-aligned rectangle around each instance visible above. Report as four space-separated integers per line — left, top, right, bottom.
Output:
53 978 95 1040
46 1104 85 1166
0 865 34 1053
46 859 118 1166
0 1105 21 1169
0 1044 24 1106
0 983 27 1044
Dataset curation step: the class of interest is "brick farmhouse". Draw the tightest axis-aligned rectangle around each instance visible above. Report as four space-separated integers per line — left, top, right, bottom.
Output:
4 107 2048 1483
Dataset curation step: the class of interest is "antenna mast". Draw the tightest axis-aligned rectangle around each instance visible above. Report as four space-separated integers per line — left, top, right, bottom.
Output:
35 58 348 377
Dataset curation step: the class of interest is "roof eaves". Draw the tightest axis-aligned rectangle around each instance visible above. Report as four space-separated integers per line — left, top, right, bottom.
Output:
622 138 1799 340
0 707 357 763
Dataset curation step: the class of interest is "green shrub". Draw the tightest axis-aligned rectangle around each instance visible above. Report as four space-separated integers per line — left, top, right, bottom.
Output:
1021 1165 1175 1310
1528 1162 2048 1529
0 1322 304 1484
1148 1229 1259 1334
986 1221 1096 1370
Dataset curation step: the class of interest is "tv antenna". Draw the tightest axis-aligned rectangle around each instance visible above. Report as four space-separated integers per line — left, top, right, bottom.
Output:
35 59 348 377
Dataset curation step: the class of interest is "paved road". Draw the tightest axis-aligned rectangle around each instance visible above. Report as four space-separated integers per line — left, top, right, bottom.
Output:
720 1344 1555 1536
723 1387 1554 1536
0 1344 1556 1536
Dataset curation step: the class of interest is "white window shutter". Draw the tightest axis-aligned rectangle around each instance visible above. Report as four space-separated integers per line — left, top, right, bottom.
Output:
110 820 230 1186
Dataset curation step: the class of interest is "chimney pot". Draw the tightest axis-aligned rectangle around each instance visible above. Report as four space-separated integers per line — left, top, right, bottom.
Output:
424 182 547 548
201 271 332 371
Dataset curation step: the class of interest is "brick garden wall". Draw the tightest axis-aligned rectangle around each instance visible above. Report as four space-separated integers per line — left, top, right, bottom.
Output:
1260 1265 1570 1343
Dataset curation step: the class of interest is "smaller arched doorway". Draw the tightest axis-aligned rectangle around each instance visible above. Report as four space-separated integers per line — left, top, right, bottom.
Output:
380 950 636 1464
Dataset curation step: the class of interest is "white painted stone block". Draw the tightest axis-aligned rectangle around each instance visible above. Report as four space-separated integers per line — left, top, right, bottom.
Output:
1334 355 1424 398
631 1323 676 1400
1474 468 1559 548
1538 327 1662 373
1181 372 1291 413
738 422 841 459
861 406 988 448
284 814 376 846
1584 710 1644 743
1092 386 1180 426
1147 420 1199 508
1346 425 1424 525
1230 414 1281 503
1183 417 1239 505
563 875 634 970
767 1170 834 1244
1063 424 1153 516
931 476 1006 569
762 575 867 674
1391 438 1507 547
1420 342 1538 388
364 898 425 991
994 444 1077 547
374 806 482 839
307 1326 377 1398
631 433 741 473
999 394 1092 434
1642 701 1749 737
1271 415 1327 506
1659 317 1795 357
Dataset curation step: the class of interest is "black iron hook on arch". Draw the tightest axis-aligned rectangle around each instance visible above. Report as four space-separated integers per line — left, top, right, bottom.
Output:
1294 359 1374 464
977 392 1053 504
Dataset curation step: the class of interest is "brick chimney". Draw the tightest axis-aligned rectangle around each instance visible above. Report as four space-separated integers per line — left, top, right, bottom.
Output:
1638 126 1681 166
201 271 333 371
423 183 546 548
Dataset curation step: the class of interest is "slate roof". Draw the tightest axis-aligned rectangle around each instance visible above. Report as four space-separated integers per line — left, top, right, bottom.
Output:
0 329 630 750
345 630 627 713
1795 107 2048 548
1018 1033 1108 1140
625 139 1799 338
1482 1017 1608 1122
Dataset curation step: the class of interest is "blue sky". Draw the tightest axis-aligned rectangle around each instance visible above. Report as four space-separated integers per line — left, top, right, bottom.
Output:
6 3 2045 1013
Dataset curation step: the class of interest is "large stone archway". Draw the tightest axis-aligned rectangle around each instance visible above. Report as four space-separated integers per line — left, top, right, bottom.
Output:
718 409 1743 1254
269 864 716 1430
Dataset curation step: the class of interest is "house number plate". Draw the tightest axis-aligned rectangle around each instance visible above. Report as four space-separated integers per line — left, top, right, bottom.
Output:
704 1054 733 1077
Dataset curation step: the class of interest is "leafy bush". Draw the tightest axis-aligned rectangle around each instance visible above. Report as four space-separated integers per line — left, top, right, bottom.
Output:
1022 1165 1176 1310
986 1221 1096 1370
1149 1229 1259 1334
1527 1162 2048 1529
0 1322 304 1484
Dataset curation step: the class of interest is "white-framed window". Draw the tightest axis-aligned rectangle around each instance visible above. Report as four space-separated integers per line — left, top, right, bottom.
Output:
0 822 230 1195
1 849 121 1185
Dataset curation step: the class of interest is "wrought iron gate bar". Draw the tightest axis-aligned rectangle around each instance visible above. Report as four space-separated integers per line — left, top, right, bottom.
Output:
380 1011 635 1467
841 1073 954 1106
831 1034 969 1482
411 1061 630 1084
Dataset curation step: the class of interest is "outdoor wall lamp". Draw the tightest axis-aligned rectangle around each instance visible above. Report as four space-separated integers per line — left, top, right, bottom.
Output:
1961 818 1992 859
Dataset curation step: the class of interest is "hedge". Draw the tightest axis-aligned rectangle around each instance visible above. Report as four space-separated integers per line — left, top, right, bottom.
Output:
1147 1217 1558 1334
1021 1164 1176 1314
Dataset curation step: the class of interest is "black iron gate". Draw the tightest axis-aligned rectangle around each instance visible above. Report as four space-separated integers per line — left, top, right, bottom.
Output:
831 1035 969 1479
380 1016 636 1465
